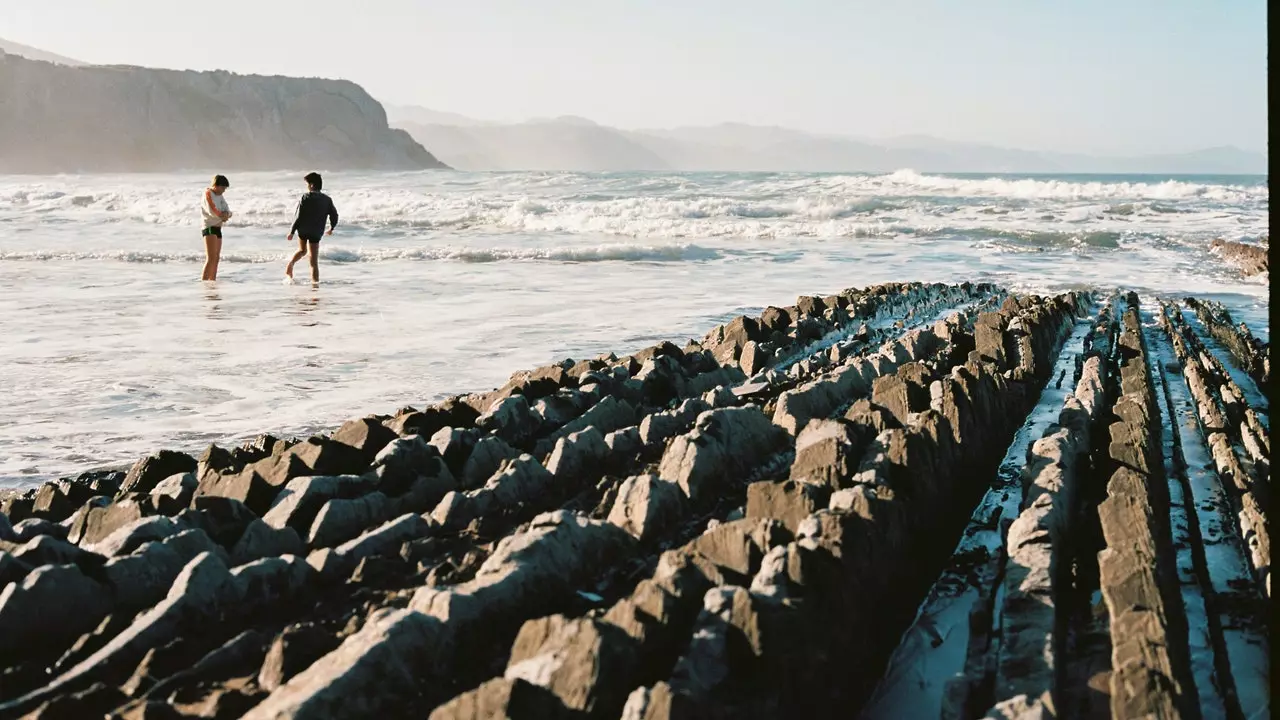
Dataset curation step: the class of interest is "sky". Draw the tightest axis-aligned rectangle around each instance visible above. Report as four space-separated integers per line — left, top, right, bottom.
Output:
0 1 1267 155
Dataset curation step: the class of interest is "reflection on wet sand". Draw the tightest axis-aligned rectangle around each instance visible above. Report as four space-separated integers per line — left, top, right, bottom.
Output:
203 285 223 319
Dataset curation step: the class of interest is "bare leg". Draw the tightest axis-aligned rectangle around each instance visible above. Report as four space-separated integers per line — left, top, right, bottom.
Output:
209 235 222 280
285 237 308 278
307 240 320 283
202 234 222 280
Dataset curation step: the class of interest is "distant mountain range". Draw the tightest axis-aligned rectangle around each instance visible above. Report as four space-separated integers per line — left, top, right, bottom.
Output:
390 108 1268 175
0 38 1266 175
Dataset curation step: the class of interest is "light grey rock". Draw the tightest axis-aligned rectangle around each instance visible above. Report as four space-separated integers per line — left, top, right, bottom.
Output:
83 515 186 557
307 513 433 581
410 511 636 663
657 405 787 502
11 517 69 542
231 519 306 566
462 436 521 490
545 427 609 481
243 608 442 720
149 471 197 513
307 492 391 549
607 474 686 543
262 475 375 536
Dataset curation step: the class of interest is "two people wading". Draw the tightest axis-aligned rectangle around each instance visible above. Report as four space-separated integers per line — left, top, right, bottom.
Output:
198 172 340 284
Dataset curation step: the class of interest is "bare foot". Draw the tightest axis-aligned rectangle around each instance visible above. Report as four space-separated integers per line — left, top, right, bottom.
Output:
284 264 294 279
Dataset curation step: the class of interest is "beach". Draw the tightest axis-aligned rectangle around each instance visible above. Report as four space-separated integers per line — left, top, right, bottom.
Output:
0 169 1268 486
0 278 1268 718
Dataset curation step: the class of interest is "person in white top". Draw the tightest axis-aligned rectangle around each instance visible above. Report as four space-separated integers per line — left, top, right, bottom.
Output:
201 174 233 281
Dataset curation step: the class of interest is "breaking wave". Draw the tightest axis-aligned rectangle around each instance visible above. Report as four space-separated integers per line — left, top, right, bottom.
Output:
0 243 724 264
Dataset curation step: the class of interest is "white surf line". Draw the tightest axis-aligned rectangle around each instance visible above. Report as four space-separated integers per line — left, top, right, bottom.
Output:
1144 307 1229 720
1152 308 1270 720
858 300 1095 720
1180 305 1269 427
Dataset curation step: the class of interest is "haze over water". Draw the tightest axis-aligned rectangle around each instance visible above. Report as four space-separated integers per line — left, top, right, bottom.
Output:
0 169 1268 486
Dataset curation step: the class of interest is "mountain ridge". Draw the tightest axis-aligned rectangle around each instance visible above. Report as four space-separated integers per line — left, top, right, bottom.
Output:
0 51 448 173
389 106 1267 174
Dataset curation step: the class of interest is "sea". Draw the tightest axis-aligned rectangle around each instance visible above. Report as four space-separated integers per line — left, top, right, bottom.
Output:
0 169 1268 488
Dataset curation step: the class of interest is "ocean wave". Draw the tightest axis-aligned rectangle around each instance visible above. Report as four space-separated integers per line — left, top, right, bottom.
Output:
0 171 1265 249
0 243 723 264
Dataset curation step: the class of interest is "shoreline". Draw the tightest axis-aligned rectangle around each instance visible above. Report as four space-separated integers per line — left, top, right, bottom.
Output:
0 281 1270 718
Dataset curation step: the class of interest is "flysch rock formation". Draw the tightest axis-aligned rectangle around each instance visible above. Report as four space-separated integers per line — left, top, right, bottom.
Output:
0 282 1269 720
0 51 448 173
1209 238 1268 277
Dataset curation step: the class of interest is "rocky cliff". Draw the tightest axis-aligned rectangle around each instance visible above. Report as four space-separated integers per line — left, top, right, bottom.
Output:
0 51 448 173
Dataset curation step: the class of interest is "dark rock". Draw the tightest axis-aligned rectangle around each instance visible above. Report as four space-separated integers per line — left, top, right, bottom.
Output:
430 426 481 479
148 472 197 516
505 614 640 717
607 474 687 542
0 563 115 659
688 519 771 580
84 516 186 557
119 450 198 497
307 492 391 549
258 623 342 691
870 362 933 426
545 427 609 482
262 474 376 537
235 433 287 465
198 444 237 474
372 434 455 497
307 512 433 581
187 496 259 548
122 637 212 698
796 295 828 317
6 533 100 567
429 677 570 720
0 550 33 587
621 681 704 720
461 435 521 490
24 682 124 720
759 306 794 333
657 405 786 503
69 497 149 546
1210 238 1268 276
283 437 369 479
230 519 306 565
30 481 91 523
331 416 398 466
973 311 1010 368
477 394 541 445
2 491 36 524
244 607 443 719
11 517 69 542
745 480 831 532
411 512 637 665
789 418 869 490
794 316 827 343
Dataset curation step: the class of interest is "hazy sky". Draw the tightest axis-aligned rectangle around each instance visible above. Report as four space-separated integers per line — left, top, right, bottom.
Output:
1 1 1267 154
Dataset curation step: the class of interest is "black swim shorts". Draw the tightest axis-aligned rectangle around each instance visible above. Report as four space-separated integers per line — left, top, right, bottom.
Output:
299 234 321 243
202 226 223 238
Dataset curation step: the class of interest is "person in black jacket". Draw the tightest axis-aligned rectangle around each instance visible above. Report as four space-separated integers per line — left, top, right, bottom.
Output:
285 172 340 283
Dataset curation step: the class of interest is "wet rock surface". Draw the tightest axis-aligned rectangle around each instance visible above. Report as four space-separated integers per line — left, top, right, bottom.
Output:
0 282 1268 719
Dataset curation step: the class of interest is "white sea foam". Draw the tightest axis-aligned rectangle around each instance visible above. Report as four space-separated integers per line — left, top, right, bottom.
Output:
0 169 1267 486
